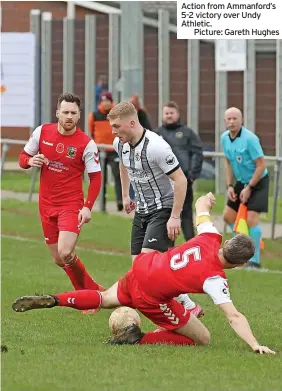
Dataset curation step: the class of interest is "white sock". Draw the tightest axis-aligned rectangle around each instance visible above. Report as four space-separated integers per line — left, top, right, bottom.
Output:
175 294 196 309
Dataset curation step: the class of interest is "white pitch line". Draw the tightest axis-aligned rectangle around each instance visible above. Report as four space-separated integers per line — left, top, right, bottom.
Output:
232 267 282 275
2 234 282 275
1 234 127 257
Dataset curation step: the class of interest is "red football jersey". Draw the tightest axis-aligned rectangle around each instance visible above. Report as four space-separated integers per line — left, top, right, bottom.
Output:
24 124 101 208
133 229 227 303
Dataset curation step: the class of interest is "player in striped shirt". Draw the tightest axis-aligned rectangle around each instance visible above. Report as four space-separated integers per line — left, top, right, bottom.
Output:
111 101 203 317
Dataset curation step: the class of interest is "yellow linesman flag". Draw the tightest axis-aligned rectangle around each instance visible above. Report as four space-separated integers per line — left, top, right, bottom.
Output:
234 204 249 236
233 204 264 250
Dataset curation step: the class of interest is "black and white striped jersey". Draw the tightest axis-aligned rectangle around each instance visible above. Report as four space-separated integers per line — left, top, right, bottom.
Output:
113 129 180 215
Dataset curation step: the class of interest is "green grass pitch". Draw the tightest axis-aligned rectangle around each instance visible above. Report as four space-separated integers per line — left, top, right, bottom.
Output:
1 200 282 391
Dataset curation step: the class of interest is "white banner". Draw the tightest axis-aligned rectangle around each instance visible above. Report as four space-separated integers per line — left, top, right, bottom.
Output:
215 40 246 72
1 33 35 127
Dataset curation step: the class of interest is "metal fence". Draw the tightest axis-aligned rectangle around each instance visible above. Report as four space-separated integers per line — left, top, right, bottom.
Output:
24 8 282 195
1 138 281 239
1 3 282 238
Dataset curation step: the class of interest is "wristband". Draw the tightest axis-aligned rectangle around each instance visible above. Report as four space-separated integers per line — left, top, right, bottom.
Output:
196 215 212 226
171 216 181 220
197 212 210 217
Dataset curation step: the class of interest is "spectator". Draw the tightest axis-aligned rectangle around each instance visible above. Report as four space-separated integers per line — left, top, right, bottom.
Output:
88 91 123 212
130 94 152 130
95 75 108 111
155 101 203 241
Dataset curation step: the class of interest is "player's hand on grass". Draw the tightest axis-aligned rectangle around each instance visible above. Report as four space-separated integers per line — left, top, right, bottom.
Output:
227 186 237 202
167 217 181 241
239 187 251 204
123 196 135 214
253 345 276 355
78 207 91 228
28 154 46 168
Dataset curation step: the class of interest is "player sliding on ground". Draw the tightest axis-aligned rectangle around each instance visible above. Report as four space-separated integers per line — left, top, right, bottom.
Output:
12 193 275 354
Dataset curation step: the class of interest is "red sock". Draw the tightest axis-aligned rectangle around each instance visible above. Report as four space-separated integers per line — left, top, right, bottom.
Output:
138 330 196 346
64 256 105 291
55 290 102 310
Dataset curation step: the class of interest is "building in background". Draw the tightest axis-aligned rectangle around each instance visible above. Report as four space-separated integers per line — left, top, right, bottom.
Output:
1 1 278 158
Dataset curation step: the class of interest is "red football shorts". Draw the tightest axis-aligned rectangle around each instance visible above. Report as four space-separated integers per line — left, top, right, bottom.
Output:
117 269 191 331
40 208 81 245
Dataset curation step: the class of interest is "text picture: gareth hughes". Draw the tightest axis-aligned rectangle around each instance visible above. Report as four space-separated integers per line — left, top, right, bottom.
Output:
177 0 282 39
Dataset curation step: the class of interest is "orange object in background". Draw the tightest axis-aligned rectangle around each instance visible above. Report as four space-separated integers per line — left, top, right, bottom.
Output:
233 204 264 250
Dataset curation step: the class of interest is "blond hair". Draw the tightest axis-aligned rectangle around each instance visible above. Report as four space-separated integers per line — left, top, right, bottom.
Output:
107 101 137 121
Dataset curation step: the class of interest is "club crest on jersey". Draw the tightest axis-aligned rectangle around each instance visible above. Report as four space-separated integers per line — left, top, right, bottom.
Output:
56 143 64 154
165 154 175 165
66 146 77 159
135 151 141 161
236 155 242 163
176 131 183 139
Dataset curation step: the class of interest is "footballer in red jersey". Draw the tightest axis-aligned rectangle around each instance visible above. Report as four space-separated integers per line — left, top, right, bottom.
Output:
12 193 275 354
18 93 104 295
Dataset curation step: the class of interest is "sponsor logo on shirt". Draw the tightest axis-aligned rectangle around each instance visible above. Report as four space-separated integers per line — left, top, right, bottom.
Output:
165 154 175 165
66 146 77 159
42 140 54 146
128 167 150 179
47 161 69 172
56 143 64 153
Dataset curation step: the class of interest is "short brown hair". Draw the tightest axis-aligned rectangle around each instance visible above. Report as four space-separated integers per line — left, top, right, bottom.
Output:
57 93 81 109
163 101 179 112
107 101 137 121
223 234 255 265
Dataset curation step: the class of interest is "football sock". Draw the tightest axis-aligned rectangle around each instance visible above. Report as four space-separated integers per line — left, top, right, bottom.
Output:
55 290 102 310
229 223 235 235
64 256 104 291
175 294 196 310
249 225 262 264
138 330 196 346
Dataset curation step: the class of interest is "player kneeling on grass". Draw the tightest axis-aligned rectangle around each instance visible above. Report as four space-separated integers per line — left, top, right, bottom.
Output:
12 193 275 354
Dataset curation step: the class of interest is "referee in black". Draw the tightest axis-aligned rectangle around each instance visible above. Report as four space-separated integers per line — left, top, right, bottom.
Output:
155 101 203 240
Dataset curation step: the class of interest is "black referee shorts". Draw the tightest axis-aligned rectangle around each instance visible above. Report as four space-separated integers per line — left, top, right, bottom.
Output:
131 208 174 255
227 175 269 213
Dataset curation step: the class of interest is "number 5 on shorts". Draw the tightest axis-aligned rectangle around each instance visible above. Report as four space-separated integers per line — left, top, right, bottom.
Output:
170 246 201 270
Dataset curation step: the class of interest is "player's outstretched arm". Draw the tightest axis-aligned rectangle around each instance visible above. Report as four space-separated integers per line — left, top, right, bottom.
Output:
194 193 219 237
195 192 216 216
218 302 276 354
